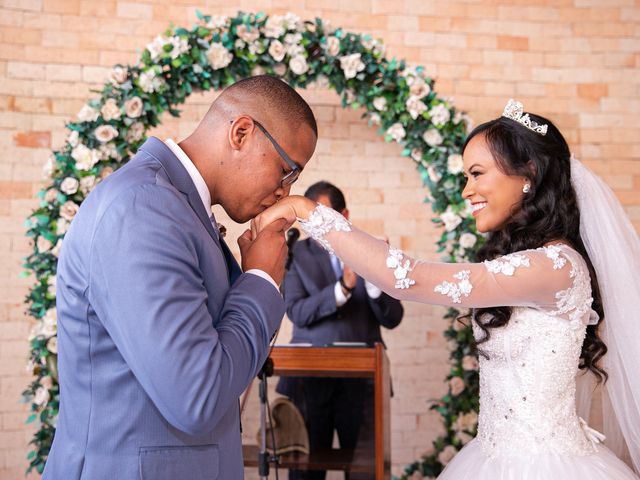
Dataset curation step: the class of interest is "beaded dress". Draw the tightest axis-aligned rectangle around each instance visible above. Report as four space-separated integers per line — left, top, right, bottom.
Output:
299 203 639 480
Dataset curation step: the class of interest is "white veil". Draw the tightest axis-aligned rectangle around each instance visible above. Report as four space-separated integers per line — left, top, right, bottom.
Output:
571 157 640 473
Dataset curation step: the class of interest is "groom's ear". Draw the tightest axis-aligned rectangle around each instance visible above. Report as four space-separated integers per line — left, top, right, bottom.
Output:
228 116 254 151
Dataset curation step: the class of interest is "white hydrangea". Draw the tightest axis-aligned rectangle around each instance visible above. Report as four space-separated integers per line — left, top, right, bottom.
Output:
430 103 451 127
137 69 165 93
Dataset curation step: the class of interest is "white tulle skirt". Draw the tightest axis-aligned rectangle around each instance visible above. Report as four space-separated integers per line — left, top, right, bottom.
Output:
438 439 639 480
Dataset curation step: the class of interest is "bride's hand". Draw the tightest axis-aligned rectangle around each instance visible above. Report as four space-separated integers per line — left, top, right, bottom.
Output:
251 195 316 238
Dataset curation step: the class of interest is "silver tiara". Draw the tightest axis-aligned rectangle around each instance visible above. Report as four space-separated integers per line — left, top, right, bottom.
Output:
502 99 548 136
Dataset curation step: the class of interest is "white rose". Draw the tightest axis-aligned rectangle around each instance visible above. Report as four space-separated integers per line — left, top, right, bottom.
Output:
40 375 54 390
449 376 465 396
427 165 442 183
284 12 301 30
339 53 365 79
126 122 145 142
430 103 451 127
447 153 464 174
441 206 462 232
251 65 266 76
94 125 119 143
77 104 99 122
60 177 79 195
248 41 265 55
268 40 286 62
263 15 285 38
284 32 302 46
71 144 100 171
386 123 406 142
37 236 51 252
108 65 128 85
52 239 63 257
59 200 79 221
100 98 121 121
373 97 387 111
67 130 79 147
406 95 427 120
326 36 340 56
437 445 458 466
79 175 96 195
462 355 479 371
409 76 431 99
43 155 55 179
124 96 143 118
411 148 423 161
44 188 58 203
273 63 287 76
207 42 233 70
236 24 260 43
98 142 119 161
47 336 58 354
289 55 309 75
56 218 70 235
33 386 50 407
368 113 381 125
459 233 477 249
454 411 478 432
138 69 165 93
423 128 443 147
46 275 57 298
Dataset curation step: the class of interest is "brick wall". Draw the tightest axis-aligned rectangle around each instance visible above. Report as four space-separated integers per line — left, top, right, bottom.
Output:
1 1 638 478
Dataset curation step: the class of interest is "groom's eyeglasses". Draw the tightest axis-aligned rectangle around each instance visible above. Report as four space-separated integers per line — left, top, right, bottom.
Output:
252 120 301 187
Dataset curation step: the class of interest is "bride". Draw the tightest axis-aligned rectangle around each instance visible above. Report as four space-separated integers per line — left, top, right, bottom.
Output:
252 100 640 479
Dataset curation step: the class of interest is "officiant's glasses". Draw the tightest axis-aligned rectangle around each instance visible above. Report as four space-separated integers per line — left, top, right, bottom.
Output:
253 120 301 187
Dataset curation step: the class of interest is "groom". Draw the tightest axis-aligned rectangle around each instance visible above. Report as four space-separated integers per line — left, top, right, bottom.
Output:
44 76 317 479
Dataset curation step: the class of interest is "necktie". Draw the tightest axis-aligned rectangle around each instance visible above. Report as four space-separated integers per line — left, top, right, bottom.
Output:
330 254 342 280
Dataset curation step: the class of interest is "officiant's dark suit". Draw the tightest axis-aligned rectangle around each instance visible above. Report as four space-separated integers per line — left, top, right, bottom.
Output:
278 182 403 480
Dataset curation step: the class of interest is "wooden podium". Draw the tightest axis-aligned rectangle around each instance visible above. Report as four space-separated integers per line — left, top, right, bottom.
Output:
243 343 391 479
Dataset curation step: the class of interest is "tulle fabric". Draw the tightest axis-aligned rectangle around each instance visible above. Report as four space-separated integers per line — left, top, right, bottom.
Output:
438 439 639 480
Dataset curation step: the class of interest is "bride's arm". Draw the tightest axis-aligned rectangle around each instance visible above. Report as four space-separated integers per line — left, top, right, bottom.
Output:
254 197 581 315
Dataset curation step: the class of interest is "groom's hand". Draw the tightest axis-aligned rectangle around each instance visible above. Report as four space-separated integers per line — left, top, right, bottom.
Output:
238 218 291 285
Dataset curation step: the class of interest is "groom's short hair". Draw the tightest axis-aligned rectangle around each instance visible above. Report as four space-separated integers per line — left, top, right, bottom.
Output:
304 181 346 212
219 75 317 136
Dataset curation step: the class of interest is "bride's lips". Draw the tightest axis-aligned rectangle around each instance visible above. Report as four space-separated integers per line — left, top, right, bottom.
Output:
471 202 487 217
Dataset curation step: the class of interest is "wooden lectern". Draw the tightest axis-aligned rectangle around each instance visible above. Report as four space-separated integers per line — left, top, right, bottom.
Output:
243 343 391 479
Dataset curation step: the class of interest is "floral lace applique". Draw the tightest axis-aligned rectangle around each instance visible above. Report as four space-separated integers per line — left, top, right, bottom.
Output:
543 244 567 270
298 203 352 254
386 248 415 289
484 253 531 276
434 270 473 303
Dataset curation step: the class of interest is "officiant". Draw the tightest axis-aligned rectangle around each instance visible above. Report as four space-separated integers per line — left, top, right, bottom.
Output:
277 181 404 480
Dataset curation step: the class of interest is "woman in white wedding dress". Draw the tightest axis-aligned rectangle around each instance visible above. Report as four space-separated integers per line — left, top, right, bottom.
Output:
253 99 640 479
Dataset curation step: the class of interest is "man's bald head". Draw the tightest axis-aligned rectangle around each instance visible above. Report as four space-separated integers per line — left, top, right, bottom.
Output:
203 75 317 137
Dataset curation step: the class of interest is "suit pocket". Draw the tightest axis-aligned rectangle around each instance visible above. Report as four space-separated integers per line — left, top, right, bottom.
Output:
139 444 219 480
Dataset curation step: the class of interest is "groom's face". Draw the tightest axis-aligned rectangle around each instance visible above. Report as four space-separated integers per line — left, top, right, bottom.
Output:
223 120 317 223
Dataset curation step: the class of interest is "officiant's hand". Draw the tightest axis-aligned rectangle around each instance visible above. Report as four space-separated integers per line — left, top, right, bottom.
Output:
239 217 291 285
251 195 316 238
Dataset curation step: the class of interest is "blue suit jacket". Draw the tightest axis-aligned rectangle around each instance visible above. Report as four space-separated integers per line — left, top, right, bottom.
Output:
44 137 284 480
283 238 403 346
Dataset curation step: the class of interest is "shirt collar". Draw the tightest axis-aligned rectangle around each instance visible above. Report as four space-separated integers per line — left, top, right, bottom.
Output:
165 139 212 215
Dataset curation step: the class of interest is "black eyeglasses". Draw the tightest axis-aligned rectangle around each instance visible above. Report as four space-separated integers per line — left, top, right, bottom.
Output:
252 120 301 187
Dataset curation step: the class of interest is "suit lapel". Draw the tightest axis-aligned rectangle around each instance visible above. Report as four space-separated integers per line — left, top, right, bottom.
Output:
140 137 242 283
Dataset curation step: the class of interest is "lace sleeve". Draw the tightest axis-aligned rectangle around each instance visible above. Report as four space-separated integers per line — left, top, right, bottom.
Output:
299 205 593 320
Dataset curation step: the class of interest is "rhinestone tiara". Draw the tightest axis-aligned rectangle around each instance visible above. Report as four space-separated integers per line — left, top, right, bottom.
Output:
501 99 548 136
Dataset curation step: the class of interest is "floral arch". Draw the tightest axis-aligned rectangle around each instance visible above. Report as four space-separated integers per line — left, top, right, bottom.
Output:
23 11 479 478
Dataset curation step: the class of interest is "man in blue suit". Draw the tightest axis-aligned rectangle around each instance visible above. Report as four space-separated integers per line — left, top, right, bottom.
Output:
279 181 403 480
44 76 317 480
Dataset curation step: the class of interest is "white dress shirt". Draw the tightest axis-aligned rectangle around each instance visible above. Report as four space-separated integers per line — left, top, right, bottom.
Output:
164 139 279 291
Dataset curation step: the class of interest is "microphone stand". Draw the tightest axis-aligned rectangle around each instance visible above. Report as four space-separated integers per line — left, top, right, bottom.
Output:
258 357 275 480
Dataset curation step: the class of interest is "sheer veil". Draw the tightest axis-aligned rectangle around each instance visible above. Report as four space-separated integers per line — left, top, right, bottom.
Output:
571 157 640 473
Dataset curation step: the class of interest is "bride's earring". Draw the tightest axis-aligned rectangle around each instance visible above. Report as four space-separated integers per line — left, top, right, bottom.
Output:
523 183 531 194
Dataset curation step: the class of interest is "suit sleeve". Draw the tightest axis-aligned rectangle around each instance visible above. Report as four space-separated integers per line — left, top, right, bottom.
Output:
367 291 404 329
88 184 284 435
282 248 339 328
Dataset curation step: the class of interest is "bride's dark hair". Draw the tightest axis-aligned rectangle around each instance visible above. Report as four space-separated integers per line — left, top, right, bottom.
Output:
463 114 608 382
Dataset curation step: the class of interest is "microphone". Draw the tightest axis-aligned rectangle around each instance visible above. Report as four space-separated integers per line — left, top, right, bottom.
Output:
285 228 300 269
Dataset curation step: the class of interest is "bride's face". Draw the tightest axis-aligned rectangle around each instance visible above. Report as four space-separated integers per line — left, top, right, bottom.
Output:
462 135 528 233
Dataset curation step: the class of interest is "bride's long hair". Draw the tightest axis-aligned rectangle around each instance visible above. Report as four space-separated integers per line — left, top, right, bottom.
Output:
463 114 608 382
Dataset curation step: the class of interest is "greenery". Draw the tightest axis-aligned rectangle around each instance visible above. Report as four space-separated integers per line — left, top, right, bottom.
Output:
22 11 480 477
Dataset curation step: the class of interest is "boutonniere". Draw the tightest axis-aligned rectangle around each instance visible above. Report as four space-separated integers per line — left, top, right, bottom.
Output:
217 223 227 238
